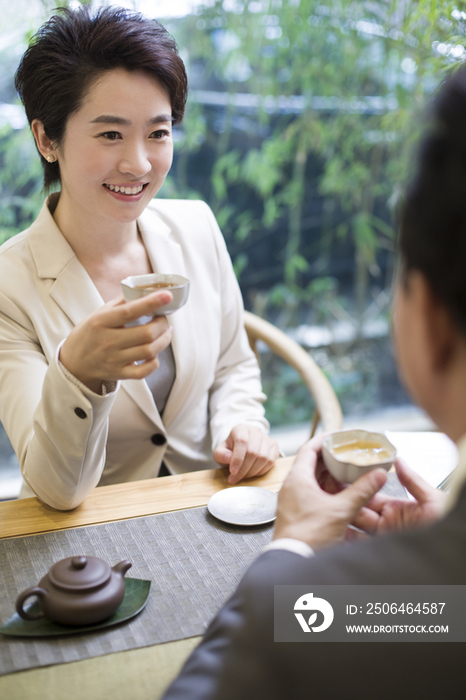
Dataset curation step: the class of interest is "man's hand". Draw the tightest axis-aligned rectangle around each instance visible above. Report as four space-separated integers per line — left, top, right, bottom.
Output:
213 425 280 484
272 436 388 550
353 457 446 535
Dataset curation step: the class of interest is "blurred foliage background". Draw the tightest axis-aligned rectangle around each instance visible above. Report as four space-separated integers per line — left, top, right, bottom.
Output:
1 0 466 428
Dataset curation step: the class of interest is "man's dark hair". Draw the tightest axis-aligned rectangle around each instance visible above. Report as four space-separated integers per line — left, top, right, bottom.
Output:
399 66 466 336
15 5 188 190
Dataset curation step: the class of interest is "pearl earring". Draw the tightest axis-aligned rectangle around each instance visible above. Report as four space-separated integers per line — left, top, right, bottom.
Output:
46 155 56 163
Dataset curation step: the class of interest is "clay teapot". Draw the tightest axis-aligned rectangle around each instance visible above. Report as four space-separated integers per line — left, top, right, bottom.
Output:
15 556 132 626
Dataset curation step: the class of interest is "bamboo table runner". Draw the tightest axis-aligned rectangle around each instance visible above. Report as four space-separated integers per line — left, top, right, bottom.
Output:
0 458 294 539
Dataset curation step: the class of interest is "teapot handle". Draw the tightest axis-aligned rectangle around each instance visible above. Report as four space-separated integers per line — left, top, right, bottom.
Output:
15 587 48 621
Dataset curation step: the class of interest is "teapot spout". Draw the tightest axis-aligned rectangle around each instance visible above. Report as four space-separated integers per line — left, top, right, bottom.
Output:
112 560 132 577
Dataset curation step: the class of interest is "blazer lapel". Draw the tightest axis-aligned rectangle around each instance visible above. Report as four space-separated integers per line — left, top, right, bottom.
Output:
137 207 198 429
29 198 104 329
28 198 165 431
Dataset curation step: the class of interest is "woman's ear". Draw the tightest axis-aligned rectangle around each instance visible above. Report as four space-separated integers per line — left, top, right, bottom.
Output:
31 120 57 162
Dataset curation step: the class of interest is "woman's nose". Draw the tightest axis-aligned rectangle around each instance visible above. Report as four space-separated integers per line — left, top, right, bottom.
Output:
118 142 151 177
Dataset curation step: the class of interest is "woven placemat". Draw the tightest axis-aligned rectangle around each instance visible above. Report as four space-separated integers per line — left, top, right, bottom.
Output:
0 506 273 676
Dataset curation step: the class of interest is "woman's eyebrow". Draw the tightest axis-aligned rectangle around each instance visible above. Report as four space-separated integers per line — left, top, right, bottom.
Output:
149 114 174 125
90 114 174 125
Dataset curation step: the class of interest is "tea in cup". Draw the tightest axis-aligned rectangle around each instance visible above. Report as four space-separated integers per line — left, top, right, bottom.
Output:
121 273 190 316
322 429 396 483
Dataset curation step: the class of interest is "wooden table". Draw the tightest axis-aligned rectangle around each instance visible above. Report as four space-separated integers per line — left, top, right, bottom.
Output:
0 457 293 700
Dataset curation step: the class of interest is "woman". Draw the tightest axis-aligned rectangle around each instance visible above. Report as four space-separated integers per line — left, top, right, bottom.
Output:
0 5 279 510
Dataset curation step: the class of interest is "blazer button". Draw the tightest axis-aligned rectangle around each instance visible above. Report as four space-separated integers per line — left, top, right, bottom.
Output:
74 407 87 419
151 433 166 446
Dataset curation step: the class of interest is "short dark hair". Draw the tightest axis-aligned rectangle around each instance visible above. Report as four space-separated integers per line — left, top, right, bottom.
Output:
15 5 188 190
399 66 466 337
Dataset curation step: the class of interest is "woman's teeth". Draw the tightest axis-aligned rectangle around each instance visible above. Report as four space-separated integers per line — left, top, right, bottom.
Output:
105 184 144 195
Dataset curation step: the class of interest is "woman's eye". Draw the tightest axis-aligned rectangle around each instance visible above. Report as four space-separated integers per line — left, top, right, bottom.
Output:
150 129 170 139
102 131 121 140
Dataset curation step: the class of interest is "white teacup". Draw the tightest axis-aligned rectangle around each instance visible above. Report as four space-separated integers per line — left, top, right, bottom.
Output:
121 273 190 316
322 429 396 484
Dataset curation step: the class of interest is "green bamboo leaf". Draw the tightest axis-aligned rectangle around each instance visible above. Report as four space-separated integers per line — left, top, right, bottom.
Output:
0 578 151 638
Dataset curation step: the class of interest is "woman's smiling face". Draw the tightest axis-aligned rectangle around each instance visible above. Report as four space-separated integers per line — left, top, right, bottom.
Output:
52 68 174 228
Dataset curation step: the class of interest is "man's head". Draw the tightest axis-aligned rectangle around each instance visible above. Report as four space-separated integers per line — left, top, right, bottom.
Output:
394 66 466 439
399 66 466 337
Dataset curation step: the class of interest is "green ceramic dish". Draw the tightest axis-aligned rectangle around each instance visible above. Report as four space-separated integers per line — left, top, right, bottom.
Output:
0 577 151 638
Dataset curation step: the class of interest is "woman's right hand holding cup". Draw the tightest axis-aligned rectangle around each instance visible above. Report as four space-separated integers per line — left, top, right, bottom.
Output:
59 291 173 394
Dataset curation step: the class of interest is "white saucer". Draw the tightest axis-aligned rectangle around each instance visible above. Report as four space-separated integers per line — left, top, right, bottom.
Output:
207 486 278 526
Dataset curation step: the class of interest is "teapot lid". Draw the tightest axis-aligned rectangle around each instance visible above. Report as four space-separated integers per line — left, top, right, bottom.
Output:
48 556 111 591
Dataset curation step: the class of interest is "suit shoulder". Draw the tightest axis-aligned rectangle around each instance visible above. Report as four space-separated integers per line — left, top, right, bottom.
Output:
148 198 211 214
0 231 33 286
0 230 30 258
146 198 217 231
144 198 222 246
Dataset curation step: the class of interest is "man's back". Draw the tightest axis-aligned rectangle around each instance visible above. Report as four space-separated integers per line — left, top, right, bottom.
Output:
164 483 466 700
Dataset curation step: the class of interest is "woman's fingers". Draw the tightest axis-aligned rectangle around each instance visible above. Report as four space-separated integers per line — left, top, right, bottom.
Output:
236 444 276 480
107 291 173 327
112 316 170 351
94 325 174 376
59 292 174 390
219 426 280 485
119 354 164 380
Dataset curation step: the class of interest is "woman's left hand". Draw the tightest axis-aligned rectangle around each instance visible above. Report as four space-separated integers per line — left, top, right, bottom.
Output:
213 425 280 484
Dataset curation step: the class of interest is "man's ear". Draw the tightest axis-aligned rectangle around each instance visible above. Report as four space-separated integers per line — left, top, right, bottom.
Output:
31 120 56 161
413 271 457 373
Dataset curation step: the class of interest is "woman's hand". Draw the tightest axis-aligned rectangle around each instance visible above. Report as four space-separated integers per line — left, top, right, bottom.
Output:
59 291 173 393
213 425 280 484
353 458 446 535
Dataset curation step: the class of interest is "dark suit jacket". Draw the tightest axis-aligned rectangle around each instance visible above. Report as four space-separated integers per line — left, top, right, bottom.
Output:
162 485 466 700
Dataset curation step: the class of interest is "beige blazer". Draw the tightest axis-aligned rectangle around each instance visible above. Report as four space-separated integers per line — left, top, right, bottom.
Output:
0 196 268 510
